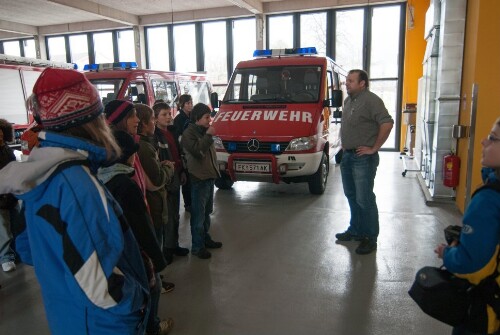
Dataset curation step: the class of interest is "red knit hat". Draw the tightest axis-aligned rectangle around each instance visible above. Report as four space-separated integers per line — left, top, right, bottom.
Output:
31 68 103 131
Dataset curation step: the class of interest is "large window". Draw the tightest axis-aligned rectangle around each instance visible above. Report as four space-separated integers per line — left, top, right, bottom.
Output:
23 39 36 58
3 41 21 57
118 30 135 63
93 32 113 63
268 15 293 49
69 34 89 70
203 21 227 86
370 6 400 78
147 26 169 71
335 9 364 70
300 12 327 55
370 5 401 149
232 18 256 67
47 36 66 62
173 24 196 72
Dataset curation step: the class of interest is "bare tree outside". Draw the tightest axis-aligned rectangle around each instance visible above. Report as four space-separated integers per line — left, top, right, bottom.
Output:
300 12 327 55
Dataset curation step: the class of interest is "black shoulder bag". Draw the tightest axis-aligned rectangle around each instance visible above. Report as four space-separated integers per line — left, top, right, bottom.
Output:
409 181 500 330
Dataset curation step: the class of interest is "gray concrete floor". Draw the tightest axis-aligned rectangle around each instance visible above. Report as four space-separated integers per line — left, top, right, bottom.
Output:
0 152 462 335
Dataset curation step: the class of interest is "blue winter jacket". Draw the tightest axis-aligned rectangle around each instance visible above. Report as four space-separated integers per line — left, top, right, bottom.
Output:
443 168 500 333
0 131 150 335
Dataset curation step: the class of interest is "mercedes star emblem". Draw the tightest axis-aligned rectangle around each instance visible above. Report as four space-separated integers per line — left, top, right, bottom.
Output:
247 138 260 152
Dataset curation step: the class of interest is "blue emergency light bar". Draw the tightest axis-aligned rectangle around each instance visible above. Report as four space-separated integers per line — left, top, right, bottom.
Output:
253 47 318 57
83 62 138 71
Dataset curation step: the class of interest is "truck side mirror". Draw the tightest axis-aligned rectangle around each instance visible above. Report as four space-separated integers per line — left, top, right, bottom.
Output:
323 89 343 108
331 90 343 108
210 92 219 111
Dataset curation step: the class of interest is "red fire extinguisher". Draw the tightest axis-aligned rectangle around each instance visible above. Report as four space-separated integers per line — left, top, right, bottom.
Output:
443 153 460 187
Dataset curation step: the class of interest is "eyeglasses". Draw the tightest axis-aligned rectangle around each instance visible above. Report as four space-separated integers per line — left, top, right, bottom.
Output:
487 134 500 142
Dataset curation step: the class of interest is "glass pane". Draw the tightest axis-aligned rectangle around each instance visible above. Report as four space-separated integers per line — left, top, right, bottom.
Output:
69 34 89 71
87 78 124 106
47 36 66 62
300 12 327 56
147 26 169 70
223 65 322 103
93 32 114 63
269 15 293 49
3 41 21 57
118 30 135 63
173 24 196 72
232 18 256 68
178 80 210 106
370 6 400 78
151 79 177 107
370 80 398 149
23 39 36 58
203 21 227 86
335 9 364 70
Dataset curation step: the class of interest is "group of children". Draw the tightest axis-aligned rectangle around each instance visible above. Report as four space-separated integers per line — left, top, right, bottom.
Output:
0 67 222 334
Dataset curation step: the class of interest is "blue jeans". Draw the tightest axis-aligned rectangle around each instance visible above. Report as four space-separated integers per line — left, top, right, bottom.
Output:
190 179 214 253
340 152 380 241
0 207 16 264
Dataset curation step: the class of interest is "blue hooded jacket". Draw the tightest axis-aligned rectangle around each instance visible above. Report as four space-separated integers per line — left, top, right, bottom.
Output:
443 168 500 333
0 131 150 335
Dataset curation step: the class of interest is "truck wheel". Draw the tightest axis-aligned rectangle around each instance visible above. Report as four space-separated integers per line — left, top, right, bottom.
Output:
335 150 343 164
215 172 234 190
308 153 329 195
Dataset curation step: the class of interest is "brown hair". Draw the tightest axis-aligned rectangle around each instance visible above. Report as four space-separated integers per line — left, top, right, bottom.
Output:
64 115 121 162
178 94 192 110
0 119 13 143
152 101 170 118
135 103 154 134
191 103 211 122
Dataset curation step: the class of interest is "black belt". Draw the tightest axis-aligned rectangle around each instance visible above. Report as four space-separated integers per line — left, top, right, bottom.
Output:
344 149 357 153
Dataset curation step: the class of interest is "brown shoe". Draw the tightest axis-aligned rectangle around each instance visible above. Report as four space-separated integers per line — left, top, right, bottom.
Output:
157 318 174 335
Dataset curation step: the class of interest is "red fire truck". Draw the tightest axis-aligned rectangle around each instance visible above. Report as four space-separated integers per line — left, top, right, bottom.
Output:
83 62 213 112
210 47 346 194
0 55 76 152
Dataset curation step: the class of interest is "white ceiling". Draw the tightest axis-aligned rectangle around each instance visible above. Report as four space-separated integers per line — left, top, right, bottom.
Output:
0 0 402 40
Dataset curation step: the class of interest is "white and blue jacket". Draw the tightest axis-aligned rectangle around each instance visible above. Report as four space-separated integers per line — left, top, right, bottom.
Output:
0 131 150 335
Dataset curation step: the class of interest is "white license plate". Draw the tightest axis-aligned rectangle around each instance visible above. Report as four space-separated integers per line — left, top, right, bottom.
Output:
234 162 271 173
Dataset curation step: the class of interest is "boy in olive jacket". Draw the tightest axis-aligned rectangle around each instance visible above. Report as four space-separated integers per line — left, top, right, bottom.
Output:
181 103 222 259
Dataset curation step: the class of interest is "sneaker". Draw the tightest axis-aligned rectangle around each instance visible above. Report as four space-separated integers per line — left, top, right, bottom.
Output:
355 238 377 255
173 246 189 256
205 240 222 249
161 281 175 294
147 317 174 335
192 248 211 259
2 261 16 272
335 231 363 242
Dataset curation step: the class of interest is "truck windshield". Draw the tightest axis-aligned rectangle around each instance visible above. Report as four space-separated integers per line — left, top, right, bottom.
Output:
88 79 125 106
223 66 321 103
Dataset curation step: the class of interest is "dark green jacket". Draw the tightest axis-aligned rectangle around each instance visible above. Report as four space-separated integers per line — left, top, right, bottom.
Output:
181 123 219 182
137 134 174 228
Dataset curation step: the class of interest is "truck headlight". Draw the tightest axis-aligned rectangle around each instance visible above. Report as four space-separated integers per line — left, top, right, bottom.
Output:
286 135 317 151
213 136 225 150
